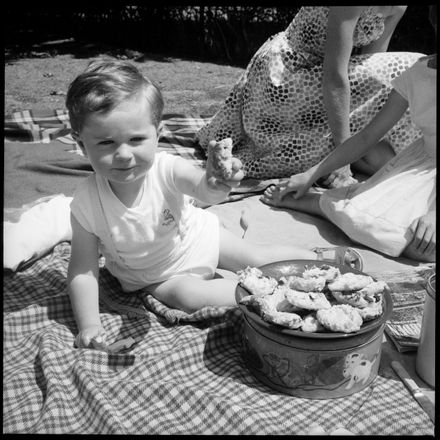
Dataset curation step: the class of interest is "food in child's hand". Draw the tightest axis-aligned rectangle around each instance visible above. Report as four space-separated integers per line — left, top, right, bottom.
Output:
238 264 388 334
316 304 363 333
237 266 278 296
207 137 234 180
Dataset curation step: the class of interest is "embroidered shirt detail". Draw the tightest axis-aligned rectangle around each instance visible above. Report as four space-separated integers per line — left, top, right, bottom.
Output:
161 208 176 226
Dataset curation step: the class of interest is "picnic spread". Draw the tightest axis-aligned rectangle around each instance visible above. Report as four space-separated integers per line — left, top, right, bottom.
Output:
3 110 435 434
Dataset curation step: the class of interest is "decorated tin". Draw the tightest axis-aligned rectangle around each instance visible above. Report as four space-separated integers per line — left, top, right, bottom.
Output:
236 260 393 399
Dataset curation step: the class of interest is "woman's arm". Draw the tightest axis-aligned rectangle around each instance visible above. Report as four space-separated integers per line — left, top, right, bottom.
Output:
323 6 365 146
361 6 407 54
279 90 409 199
308 90 408 182
67 213 102 345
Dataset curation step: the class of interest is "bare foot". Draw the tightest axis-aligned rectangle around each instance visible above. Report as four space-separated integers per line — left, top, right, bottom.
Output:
261 186 325 217
261 185 283 207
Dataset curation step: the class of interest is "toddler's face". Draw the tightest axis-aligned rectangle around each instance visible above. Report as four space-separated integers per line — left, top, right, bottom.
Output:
77 95 159 187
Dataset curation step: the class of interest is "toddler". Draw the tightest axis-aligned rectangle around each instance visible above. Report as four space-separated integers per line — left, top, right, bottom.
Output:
66 58 361 348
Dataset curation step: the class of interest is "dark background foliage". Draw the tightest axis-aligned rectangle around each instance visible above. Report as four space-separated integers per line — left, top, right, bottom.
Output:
4 5 436 66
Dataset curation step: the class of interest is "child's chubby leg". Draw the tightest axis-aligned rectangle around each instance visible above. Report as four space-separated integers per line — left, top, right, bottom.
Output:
147 227 319 313
260 185 325 218
147 275 238 313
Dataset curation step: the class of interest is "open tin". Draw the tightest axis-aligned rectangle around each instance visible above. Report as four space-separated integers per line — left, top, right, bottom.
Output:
236 260 393 399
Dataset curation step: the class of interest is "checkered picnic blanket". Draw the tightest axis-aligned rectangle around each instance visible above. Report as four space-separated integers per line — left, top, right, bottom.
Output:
3 242 435 434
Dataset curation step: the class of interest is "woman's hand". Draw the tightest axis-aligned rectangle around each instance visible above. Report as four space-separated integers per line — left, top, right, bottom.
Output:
277 171 315 200
408 212 436 257
75 325 107 349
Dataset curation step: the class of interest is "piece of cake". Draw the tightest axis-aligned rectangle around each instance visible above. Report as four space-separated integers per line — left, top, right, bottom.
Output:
207 138 234 180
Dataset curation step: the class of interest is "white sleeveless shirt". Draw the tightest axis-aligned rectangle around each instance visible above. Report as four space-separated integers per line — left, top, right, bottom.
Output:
70 152 219 291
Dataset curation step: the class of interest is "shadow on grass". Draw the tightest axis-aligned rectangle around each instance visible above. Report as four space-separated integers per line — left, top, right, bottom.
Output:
5 37 246 67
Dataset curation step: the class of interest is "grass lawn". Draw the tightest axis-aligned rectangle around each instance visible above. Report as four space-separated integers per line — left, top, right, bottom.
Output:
4 42 245 117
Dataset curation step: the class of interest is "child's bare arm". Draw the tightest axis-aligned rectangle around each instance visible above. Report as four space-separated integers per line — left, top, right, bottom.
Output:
67 213 103 347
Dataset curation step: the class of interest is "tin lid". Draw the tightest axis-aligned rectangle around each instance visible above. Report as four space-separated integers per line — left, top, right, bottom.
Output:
426 273 435 300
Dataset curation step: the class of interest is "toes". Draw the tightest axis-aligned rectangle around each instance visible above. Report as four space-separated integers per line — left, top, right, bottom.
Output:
261 184 285 206
264 184 276 195
260 194 277 206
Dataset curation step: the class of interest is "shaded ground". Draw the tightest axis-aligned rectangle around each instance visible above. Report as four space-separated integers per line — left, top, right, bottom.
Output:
4 39 244 116
5 3 436 117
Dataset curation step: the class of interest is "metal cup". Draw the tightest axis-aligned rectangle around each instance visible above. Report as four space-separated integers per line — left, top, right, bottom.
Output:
416 273 435 388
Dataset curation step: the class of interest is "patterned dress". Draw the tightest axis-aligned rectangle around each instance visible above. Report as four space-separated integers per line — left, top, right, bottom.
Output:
196 6 423 179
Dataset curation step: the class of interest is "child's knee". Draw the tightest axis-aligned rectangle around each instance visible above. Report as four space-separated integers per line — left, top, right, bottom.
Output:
151 276 223 313
149 277 195 312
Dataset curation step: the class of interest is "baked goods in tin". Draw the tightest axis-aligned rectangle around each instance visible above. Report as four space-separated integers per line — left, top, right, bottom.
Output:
238 264 388 334
301 313 325 333
331 280 387 308
357 300 384 321
327 272 374 292
303 264 341 282
316 304 363 333
240 285 302 329
237 266 278 296
285 289 331 311
281 275 326 292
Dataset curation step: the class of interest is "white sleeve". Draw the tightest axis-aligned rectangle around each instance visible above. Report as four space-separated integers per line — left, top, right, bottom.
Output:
70 176 97 234
153 152 180 195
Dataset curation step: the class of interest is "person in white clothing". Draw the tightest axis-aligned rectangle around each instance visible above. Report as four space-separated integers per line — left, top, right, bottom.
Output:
261 6 436 263
66 58 364 349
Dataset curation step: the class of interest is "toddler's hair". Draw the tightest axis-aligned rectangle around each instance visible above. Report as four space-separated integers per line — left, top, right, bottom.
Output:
66 57 164 132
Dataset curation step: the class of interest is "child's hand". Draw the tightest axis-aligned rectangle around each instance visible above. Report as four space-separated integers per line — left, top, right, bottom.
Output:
207 157 244 192
74 325 107 349
206 139 245 192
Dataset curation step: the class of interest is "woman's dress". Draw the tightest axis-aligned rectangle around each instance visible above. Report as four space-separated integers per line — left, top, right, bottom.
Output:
319 57 436 257
196 6 423 179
